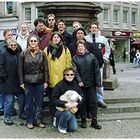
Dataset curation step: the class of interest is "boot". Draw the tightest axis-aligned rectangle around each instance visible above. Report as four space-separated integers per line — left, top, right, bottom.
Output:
91 118 102 129
81 117 87 128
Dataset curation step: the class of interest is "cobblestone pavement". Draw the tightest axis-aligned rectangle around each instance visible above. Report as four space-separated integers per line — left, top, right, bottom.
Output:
0 62 140 138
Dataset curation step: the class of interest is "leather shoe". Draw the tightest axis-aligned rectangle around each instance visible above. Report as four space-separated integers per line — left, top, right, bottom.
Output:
97 102 107 108
0 111 4 116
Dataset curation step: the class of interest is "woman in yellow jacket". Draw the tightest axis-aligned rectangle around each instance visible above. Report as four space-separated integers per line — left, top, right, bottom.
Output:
44 32 72 112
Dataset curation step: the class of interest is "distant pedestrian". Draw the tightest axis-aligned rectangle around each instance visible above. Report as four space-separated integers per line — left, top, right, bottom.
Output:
109 48 116 74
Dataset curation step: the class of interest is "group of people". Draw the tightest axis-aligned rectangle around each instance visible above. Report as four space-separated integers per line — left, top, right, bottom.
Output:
0 13 111 134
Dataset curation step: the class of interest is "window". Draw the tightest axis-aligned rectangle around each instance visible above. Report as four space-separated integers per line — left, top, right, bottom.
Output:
103 9 109 21
123 10 128 23
5 1 13 15
24 8 31 22
132 11 136 25
114 9 119 23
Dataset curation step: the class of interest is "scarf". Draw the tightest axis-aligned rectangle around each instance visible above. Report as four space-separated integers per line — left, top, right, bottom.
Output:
47 41 63 60
28 45 39 58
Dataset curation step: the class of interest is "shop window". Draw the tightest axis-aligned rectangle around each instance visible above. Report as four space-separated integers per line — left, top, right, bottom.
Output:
123 10 128 23
5 1 13 15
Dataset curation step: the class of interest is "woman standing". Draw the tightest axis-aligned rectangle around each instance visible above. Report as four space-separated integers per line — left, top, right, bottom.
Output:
18 34 48 129
0 38 20 125
44 32 72 108
51 67 83 134
72 40 102 129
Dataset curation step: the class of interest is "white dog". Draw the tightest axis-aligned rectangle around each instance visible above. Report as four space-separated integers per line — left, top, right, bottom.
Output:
56 90 82 113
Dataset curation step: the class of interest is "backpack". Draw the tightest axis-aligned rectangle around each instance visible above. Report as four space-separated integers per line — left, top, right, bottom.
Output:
86 42 104 68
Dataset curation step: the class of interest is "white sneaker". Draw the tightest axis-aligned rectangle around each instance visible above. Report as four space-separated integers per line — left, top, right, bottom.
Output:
53 117 57 127
58 126 67 134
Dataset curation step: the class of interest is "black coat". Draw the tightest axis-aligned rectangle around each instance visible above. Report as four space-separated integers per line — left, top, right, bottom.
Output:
51 78 84 115
72 51 101 87
0 47 20 94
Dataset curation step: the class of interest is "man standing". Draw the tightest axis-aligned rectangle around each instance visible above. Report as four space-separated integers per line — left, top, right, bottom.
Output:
57 19 72 47
16 23 29 51
85 21 110 108
31 18 53 50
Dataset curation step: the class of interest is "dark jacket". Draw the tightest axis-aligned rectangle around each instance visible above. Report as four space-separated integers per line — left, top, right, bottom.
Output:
0 47 20 94
31 29 53 50
61 31 73 47
51 78 84 115
72 51 101 87
18 49 48 85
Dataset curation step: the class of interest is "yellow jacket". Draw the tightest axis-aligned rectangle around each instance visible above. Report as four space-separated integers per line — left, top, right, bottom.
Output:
44 46 72 88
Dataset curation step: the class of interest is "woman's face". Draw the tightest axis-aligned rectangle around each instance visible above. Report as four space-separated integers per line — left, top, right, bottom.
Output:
8 42 17 51
52 34 61 44
29 36 39 48
65 70 75 82
77 43 86 54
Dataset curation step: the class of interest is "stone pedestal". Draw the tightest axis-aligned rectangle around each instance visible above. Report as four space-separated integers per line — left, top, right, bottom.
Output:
103 61 119 90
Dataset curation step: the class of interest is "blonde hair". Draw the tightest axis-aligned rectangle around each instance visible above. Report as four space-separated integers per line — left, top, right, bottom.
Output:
7 38 17 46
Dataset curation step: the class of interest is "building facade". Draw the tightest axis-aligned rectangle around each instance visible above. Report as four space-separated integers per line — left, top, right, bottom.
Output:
0 1 140 62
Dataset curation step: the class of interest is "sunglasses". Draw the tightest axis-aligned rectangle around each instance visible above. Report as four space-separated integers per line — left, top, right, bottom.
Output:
30 40 37 42
10 44 17 47
48 19 54 21
65 74 74 76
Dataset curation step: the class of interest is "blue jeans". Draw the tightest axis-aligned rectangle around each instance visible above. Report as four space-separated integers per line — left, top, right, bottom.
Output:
25 83 44 124
0 94 4 112
97 67 104 103
15 92 25 116
54 110 78 132
0 93 14 120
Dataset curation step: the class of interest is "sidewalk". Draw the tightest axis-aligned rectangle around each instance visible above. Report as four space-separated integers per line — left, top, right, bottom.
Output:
1 62 140 138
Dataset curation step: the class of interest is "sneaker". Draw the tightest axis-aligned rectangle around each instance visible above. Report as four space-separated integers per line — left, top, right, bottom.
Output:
97 102 107 108
58 126 67 134
81 117 87 128
4 119 13 125
91 118 102 130
27 123 34 129
53 117 57 127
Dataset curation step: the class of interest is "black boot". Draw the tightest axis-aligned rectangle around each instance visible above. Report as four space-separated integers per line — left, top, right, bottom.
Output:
81 117 87 128
91 118 102 129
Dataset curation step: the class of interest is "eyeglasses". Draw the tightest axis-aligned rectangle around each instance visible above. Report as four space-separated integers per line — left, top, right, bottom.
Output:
30 40 37 42
65 74 74 76
10 44 17 47
48 19 54 21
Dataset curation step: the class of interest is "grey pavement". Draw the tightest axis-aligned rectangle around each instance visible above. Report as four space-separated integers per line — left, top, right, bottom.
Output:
0 62 140 138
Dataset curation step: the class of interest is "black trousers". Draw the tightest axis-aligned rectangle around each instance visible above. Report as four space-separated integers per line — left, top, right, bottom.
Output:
79 86 97 118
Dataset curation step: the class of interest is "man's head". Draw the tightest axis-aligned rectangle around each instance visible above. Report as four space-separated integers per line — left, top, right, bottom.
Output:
89 21 99 34
57 19 66 32
19 23 28 36
72 21 82 32
75 28 86 40
34 18 46 33
3 29 13 40
47 14 56 28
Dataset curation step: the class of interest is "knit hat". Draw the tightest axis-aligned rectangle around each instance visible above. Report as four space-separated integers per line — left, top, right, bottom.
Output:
75 28 86 36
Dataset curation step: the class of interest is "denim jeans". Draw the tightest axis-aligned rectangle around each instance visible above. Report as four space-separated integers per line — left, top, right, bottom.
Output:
0 94 4 112
0 93 14 120
24 83 44 124
54 110 78 132
15 92 25 116
97 67 104 103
